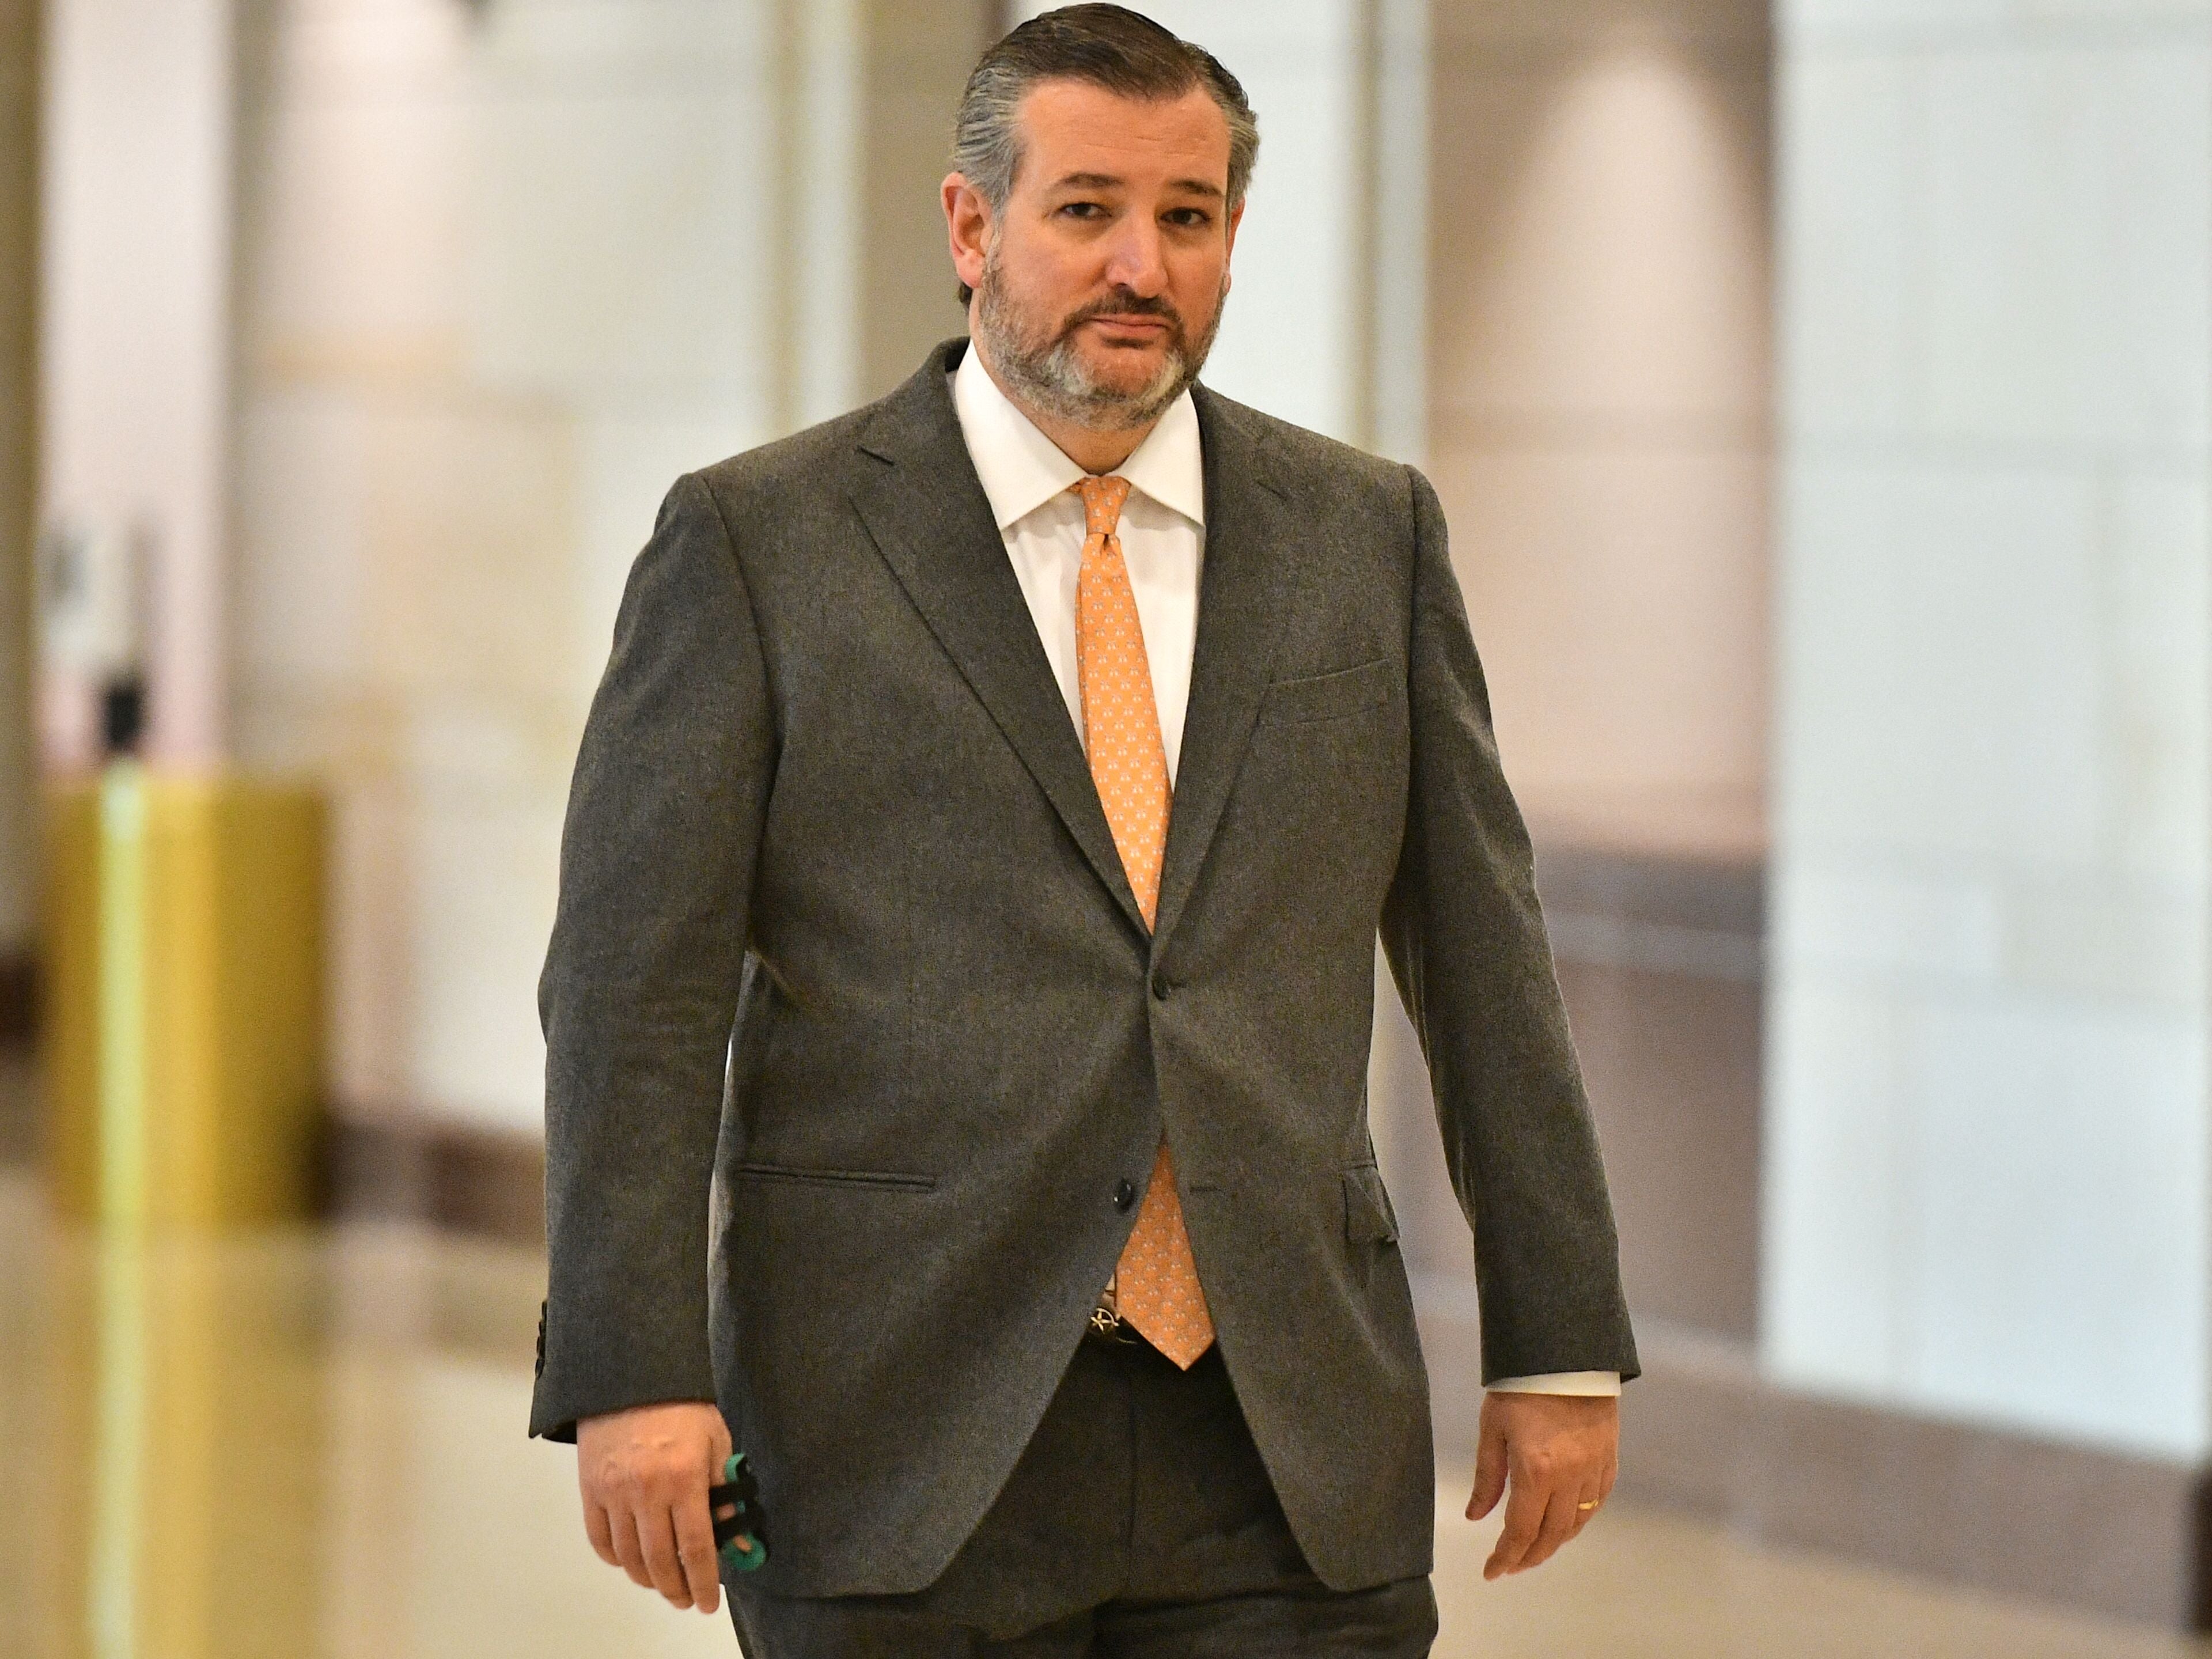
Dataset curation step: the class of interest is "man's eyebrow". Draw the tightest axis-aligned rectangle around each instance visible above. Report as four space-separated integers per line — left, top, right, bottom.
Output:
1048 170 1226 201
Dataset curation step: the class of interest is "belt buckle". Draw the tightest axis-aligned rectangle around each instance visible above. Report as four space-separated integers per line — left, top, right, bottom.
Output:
1089 1301 1144 1346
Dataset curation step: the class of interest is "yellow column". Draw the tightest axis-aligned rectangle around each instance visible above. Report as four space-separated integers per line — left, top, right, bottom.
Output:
41 767 327 1229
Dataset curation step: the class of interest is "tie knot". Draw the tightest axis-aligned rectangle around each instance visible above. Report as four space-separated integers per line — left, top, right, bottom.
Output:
1073 474 1133 538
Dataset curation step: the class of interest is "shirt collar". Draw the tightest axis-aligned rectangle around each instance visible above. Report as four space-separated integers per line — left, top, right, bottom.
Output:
952 339 1206 532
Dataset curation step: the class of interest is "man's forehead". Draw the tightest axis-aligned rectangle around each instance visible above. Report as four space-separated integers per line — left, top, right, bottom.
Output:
1014 79 1230 190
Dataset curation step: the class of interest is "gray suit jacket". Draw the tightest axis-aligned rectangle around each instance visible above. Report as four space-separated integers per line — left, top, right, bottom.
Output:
529 337 1638 1599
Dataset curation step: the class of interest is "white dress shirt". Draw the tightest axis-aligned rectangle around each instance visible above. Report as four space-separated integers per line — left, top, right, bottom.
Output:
949 345 1620 1400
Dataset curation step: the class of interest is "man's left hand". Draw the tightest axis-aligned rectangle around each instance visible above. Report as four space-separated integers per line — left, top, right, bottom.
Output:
1465 1391 1618 1580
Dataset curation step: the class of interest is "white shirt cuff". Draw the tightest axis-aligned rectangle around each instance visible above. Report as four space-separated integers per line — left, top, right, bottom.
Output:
1484 1370 1622 1396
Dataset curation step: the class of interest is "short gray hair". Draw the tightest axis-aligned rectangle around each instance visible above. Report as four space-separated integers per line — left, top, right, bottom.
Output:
950 5 1260 305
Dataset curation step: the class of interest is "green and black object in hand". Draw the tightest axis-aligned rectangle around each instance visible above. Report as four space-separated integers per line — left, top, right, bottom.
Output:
710 1452 768 1572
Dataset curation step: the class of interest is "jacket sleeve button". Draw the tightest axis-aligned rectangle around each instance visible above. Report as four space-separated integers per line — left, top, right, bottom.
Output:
1113 1178 1137 1211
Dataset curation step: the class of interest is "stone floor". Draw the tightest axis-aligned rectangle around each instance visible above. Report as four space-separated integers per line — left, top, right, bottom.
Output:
0 1121 2203 1657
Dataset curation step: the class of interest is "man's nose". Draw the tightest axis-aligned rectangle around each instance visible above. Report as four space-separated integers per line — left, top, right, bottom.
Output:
1101 215 1169 296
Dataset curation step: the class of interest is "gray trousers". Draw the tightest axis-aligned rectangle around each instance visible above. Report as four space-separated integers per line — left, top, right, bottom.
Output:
728 1325 1439 1657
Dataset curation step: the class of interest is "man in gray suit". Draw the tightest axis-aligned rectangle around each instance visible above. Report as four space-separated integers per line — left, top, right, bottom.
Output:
530 6 1638 1654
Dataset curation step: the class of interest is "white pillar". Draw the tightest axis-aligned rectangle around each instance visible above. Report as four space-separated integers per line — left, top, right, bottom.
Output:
1766 0 2212 1459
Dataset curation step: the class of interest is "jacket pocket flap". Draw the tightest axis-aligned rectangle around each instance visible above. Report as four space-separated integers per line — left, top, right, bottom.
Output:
734 1161 937 1192
1258 657 1393 725
1342 1164 1400 1244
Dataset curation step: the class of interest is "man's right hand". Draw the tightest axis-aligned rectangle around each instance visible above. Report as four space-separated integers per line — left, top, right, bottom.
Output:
577 1399 734 1614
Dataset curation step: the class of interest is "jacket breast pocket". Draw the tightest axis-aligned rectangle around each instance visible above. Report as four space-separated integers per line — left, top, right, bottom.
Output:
1342 1162 1400 1244
733 1161 938 1193
1256 657 1393 726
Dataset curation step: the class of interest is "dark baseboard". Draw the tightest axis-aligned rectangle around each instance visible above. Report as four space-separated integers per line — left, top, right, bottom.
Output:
320 1111 545 1249
0 1088 544 1242
1414 1279 2210 1631
0 949 33 1048
1532 840 1765 943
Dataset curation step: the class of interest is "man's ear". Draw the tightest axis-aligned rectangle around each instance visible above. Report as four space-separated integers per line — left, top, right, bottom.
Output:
942 173 992 297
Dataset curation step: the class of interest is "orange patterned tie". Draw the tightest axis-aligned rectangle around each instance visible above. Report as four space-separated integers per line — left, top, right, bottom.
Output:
1074 474 1215 1370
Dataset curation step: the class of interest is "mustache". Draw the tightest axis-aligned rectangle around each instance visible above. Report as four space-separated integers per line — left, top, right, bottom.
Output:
1060 291 1185 338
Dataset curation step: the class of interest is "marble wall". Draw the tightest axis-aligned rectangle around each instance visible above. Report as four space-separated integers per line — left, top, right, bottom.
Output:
1765 0 2212 1459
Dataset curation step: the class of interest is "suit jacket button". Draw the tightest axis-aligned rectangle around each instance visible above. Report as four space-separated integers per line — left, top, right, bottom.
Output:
1113 1178 1137 1211
1150 970 1171 1001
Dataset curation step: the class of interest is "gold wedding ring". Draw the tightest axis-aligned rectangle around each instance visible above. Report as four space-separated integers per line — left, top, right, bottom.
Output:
1576 1500 1600 1512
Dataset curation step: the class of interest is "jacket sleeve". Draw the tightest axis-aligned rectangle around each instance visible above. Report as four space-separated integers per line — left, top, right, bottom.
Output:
530 471 776 1441
1377 463 1640 1387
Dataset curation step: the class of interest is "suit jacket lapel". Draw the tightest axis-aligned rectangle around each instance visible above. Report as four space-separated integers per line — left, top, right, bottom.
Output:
1153 387 1292 949
849 342 1149 937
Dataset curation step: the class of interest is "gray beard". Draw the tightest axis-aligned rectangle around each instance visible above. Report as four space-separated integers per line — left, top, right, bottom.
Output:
972 245 1225 433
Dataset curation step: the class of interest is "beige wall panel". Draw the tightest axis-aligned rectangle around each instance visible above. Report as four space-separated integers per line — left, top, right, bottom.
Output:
233 387 374 700
237 82 471 385
1431 56 1771 431
353 403 578 707
1431 442 1770 857
1427 0 1772 857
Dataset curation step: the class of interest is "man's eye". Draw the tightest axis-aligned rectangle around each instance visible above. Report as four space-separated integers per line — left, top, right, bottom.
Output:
1060 202 1105 219
1166 209 1212 228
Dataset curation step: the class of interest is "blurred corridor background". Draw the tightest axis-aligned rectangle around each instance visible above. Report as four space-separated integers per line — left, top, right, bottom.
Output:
2 0 2210 1652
